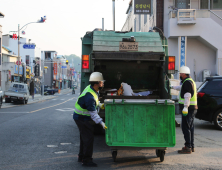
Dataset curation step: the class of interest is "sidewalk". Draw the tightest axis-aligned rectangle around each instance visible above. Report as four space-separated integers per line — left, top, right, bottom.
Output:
2 88 72 108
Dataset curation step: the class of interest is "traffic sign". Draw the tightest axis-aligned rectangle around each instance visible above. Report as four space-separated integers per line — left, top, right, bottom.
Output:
16 61 21 65
23 44 35 49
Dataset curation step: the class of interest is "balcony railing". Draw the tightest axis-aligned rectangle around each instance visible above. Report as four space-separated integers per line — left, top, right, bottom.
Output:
169 9 196 24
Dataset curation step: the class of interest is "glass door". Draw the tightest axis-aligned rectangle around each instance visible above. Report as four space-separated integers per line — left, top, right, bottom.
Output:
175 0 191 9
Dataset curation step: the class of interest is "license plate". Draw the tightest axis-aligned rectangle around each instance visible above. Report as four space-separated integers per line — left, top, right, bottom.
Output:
11 97 17 99
119 42 138 51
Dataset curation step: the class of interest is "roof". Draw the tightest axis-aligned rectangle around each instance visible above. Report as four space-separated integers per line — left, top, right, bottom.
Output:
92 31 164 53
206 76 222 80
2 45 12 52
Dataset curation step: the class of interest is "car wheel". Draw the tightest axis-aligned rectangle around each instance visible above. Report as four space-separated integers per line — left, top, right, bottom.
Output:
213 109 222 130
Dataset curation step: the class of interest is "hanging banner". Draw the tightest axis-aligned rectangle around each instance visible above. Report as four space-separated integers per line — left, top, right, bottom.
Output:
54 63 57 75
180 36 186 67
134 0 151 14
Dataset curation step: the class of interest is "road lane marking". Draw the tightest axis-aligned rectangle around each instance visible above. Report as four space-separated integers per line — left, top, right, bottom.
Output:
29 97 75 113
0 112 29 113
47 145 58 148
60 143 72 145
61 99 65 100
54 151 67 154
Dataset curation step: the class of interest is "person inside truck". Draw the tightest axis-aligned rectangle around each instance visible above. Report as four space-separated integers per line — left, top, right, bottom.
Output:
73 72 107 167
171 66 198 154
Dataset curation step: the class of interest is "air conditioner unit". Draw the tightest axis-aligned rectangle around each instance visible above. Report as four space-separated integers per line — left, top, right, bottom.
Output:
202 70 211 82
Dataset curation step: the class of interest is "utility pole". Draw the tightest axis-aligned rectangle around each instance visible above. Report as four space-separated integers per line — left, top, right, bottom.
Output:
112 0 115 31
18 24 20 82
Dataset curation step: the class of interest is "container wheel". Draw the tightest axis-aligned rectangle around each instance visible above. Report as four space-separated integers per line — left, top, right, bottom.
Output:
160 151 165 162
156 149 160 157
112 151 117 162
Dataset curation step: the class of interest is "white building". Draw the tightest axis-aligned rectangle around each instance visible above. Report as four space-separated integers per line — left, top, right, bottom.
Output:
0 12 5 91
2 35 38 75
122 0 222 84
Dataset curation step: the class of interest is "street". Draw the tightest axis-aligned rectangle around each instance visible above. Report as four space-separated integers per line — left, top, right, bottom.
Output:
0 89 222 170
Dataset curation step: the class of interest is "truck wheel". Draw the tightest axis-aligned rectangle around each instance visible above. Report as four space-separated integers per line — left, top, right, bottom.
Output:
112 151 117 162
213 109 222 130
25 100 28 104
22 100 25 104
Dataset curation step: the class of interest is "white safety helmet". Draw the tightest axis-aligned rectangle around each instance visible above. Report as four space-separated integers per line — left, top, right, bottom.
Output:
180 66 190 74
89 72 105 82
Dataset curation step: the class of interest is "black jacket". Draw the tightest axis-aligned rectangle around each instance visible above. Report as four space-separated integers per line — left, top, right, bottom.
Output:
179 77 198 110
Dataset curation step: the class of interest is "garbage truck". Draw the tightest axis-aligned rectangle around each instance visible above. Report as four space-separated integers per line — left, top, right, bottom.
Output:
80 29 176 162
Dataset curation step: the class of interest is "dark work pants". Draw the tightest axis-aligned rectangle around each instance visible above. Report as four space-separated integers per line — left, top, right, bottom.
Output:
181 109 197 148
74 119 94 162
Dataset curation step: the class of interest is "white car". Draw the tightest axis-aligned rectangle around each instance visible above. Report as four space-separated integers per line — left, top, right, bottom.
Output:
4 83 29 104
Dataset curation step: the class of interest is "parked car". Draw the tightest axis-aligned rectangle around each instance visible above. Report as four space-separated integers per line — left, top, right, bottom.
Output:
4 83 29 104
44 85 57 95
195 76 222 130
0 90 3 108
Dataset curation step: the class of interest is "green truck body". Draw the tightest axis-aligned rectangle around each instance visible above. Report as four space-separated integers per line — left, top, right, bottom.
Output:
81 30 175 149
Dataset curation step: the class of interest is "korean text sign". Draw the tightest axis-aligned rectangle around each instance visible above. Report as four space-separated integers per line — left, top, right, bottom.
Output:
134 0 151 14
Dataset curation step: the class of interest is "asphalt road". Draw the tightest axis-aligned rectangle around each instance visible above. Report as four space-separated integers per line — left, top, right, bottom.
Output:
0 89 222 170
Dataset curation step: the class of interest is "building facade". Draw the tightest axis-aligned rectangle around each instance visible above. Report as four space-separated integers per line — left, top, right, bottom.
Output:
122 0 222 85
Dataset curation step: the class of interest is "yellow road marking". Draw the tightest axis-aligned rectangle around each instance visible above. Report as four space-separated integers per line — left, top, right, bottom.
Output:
29 97 75 113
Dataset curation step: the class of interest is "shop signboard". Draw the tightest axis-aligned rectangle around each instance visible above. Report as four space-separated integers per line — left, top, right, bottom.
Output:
54 63 57 75
134 0 151 14
180 36 186 67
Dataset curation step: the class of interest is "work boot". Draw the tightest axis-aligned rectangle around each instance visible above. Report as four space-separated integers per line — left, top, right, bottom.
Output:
78 156 82 162
175 120 180 127
192 147 195 152
178 146 192 154
82 161 97 167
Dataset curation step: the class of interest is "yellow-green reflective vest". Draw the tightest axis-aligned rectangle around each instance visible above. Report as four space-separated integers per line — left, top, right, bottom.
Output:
74 85 99 116
179 78 197 106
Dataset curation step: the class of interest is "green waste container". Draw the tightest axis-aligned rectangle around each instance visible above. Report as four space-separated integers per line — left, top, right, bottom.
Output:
105 99 176 162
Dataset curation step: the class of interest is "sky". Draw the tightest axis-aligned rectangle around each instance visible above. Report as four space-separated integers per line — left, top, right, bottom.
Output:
0 0 131 58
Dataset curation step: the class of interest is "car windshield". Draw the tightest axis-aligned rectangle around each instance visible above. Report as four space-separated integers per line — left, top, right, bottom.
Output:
8 84 26 93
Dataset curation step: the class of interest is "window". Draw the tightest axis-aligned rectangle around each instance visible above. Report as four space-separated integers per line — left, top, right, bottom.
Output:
200 0 222 9
134 19 136 32
200 0 208 9
26 55 30 66
139 14 141 31
144 14 147 25
205 79 222 90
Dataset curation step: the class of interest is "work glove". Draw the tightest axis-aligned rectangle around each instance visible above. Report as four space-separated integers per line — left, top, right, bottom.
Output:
99 102 105 109
182 107 188 116
100 121 108 130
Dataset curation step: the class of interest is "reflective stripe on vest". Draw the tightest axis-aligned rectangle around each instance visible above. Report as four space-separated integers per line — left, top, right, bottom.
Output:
179 78 197 106
74 85 99 116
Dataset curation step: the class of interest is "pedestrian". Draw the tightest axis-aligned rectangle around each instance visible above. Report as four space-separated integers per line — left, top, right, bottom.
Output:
171 66 198 154
73 72 107 167
30 80 35 101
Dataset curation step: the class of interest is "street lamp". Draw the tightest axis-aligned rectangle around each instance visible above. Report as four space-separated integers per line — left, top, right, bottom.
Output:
10 16 46 82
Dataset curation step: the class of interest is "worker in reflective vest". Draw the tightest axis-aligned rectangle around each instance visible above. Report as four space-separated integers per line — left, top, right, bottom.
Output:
73 72 107 167
171 66 198 154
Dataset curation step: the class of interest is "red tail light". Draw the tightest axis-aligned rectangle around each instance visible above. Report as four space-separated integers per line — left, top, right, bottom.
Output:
82 60 89 69
5 95 8 98
197 92 205 98
82 55 89 69
168 56 175 74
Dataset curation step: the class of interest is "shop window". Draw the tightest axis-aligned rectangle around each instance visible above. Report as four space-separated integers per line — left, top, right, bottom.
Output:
200 0 209 9
211 0 222 9
144 14 147 25
139 14 141 31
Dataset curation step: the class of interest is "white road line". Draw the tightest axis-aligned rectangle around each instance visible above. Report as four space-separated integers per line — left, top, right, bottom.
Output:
0 112 29 113
54 151 67 154
52 99 57 100
61 99 65 100
47 145 58 148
